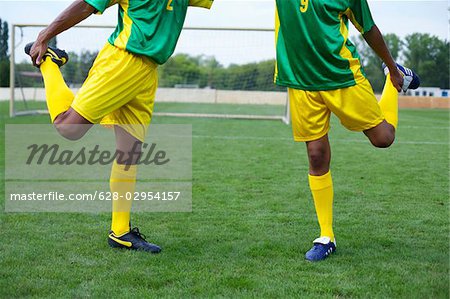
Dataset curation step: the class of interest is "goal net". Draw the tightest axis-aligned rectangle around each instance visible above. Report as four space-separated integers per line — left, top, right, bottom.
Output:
10 24 289 123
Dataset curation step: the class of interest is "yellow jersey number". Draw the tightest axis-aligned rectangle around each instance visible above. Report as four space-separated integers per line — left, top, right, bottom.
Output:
300 0 308 13
167 0 174 11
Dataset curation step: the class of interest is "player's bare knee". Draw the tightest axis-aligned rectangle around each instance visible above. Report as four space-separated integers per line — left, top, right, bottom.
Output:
370 134 395 148
306 137 330 173
308 148 329 170
53 121 85 141
365 122 395 148
54 125 84 140
53 111 91 140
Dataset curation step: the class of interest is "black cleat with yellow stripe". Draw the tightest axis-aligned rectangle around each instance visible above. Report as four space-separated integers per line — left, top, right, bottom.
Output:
108 227 162 253
24 42 69 67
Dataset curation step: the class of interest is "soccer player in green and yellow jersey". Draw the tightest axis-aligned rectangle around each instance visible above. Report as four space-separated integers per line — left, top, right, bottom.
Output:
275 0 420 261
25 0 214 253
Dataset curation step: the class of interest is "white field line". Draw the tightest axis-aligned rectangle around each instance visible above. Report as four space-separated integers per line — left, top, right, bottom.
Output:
188 134 449 145
401 125 449 130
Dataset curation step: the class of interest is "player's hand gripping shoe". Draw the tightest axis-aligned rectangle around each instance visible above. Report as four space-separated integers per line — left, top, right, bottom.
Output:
305 236 336 262
108 227 162 253
24 42 69 67
382 63 420 92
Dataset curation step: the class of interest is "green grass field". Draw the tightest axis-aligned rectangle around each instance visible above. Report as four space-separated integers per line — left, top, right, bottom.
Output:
0 101 449 298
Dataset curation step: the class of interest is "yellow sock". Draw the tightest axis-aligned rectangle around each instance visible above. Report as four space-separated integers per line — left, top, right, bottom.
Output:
308 171 334 241
378 74 399 129
110 161 136 236
40 59 74 122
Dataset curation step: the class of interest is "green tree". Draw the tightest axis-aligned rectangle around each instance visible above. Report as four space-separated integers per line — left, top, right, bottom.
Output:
0 19 10 87
0 20 8 59
157 32 450 93
15 63 41 87
61 50 98 86
160 54 282 91
62 52 80 85
384 33 401 61
159 54 204 87
353 33 402 93
199 55 222 88
78 50 97 82
403 33 449 89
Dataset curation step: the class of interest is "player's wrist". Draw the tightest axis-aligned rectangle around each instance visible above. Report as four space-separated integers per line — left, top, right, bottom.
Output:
385 60 397 73
387 66 398 74
36 30 52 45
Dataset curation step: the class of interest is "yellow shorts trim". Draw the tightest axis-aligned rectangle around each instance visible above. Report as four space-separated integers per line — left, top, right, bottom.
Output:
71 43 158 141
289 78 384 142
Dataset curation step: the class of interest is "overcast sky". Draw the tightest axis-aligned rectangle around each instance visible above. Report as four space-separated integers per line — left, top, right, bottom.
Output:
1 0 448 65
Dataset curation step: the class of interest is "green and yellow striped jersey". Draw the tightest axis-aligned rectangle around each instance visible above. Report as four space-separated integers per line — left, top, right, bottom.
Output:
275 0 375 91
85 0 213 64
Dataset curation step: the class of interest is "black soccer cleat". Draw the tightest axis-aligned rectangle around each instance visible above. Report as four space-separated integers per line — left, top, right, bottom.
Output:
108 227 162 253
24 42 69 67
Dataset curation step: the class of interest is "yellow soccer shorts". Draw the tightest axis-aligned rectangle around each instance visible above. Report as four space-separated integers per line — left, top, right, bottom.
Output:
71 43 158 142
288 78 385 142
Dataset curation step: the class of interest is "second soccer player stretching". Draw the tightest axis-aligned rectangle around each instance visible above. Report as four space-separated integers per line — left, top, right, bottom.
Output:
274 0 420 261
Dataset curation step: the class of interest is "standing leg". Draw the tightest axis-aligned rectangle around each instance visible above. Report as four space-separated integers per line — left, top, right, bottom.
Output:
287 87 336 261
304 134 336 261
306 134 334 241
110 125 140 236
107 126 161 253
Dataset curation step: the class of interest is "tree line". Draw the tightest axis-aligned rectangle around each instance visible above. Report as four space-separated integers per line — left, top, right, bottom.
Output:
0 18 9 87
354 33 449 92
159 33 449 92
2 18 449 92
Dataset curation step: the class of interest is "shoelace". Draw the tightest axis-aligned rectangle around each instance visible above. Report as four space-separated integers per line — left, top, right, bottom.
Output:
130 227 148 241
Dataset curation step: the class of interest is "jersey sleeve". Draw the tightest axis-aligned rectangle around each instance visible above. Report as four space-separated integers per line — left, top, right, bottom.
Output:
188 0 214 9
347 0 375 34
84 0 118 14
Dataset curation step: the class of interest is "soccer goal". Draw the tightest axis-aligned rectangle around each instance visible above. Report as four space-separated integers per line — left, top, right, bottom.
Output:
10 24 290 124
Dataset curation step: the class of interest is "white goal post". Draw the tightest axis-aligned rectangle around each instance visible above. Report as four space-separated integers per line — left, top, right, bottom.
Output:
10 24 290 124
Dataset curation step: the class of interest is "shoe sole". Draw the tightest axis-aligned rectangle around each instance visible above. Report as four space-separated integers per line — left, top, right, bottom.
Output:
108 236 162 254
